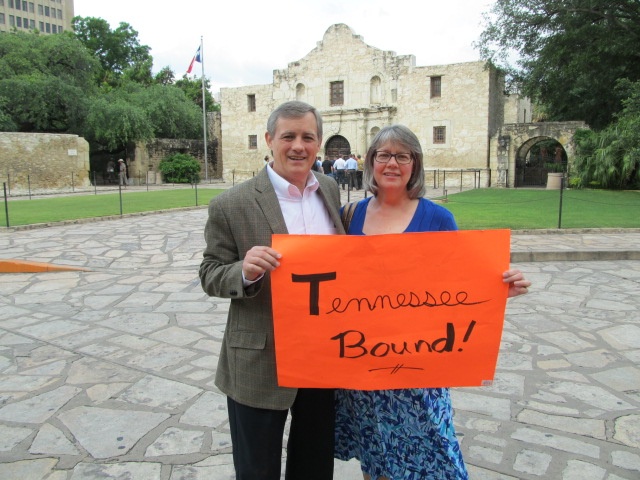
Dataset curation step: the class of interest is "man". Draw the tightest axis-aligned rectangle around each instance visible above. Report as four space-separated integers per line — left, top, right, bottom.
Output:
344 153 358 190
332 154 347 189
321 156 334 176
117 159 127 187
199 101 345 480
356 154 365 190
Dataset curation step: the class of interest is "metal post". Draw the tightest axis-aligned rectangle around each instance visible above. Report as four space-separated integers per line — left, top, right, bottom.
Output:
558 175 564 229
443 171 447 196
3 183 9 227
118 183 123 216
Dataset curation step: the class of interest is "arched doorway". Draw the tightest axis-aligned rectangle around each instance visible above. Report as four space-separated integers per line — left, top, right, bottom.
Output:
515 136 567 187
324 135 351 160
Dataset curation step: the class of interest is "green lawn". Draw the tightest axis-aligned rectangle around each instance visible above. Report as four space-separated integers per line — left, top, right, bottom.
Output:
438 188 640 230
2 187 639 229
2 188 223 226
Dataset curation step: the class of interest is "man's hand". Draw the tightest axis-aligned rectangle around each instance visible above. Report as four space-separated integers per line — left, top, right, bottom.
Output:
242 246 282 282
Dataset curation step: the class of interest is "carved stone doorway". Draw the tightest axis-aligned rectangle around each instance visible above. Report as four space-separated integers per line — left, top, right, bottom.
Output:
324 135 351 160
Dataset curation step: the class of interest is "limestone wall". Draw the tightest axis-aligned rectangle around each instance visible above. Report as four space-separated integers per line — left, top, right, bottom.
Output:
220 84 273 178
220 23 518 185
0 132 90 193
133 137 220 185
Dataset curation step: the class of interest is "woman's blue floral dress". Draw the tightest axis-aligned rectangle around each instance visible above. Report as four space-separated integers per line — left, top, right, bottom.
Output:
335 197 469 480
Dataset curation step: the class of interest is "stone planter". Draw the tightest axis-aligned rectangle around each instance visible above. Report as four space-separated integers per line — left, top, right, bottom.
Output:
546 172 564 190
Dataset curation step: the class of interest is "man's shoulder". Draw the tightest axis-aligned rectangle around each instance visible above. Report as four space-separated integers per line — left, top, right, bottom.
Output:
211 176 260 204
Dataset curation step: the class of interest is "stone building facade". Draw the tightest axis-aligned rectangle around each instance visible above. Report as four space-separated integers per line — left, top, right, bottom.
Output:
0 132 89 193
0 0 74 34
220 23 531 186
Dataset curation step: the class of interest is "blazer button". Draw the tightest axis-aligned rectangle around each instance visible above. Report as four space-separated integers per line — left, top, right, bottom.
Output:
229 290 238 296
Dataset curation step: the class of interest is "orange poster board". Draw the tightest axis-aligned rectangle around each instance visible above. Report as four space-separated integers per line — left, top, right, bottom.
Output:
271 229 511 390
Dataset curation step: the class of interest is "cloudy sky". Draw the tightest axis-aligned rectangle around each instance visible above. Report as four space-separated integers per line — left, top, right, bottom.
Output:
75 0 495 94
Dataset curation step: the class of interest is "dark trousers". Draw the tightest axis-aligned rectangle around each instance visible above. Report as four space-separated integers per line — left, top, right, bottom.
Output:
346 170 356 190
227 389 335 480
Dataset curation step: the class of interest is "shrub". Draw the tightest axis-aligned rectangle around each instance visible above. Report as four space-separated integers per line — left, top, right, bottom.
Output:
158 153 201 183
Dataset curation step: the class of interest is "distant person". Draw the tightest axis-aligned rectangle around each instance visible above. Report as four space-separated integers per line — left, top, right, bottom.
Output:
322 156 334 176
264 155 270 167
333 154 347 189
199 100 345 480
106 160 116 184
117 159 127 187
344 154 358 190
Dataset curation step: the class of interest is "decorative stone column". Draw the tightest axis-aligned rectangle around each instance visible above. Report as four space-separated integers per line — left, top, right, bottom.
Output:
496 135 510 187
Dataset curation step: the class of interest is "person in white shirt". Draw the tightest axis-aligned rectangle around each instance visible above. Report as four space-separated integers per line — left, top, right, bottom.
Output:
344 154 358 190
333 154 347 190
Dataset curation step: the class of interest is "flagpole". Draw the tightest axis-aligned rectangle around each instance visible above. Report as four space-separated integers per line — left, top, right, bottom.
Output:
200 36 208 182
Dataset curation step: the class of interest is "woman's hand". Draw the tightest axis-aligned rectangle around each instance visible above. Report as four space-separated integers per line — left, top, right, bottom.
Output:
503 269 531 298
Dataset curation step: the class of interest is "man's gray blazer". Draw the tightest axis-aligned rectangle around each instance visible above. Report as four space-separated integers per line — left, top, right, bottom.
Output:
199 167 345 410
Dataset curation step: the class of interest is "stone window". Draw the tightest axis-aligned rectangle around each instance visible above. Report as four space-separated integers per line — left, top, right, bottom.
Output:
45 5 49 16
430 76 442 98
296 83 306 101
38 4 43 14
39 20 44 31
21 0 26 10
248 135 257 149
0 13 4 24
330 81 344 106
247 94 256 112
29 2 35 13
370 76 381 104
433 126 446 144
16 16 21 27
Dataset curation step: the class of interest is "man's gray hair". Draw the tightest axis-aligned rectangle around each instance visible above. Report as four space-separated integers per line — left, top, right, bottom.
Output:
267 101 323 141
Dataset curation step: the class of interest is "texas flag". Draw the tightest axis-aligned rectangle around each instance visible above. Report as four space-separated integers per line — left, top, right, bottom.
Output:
187 46 201 74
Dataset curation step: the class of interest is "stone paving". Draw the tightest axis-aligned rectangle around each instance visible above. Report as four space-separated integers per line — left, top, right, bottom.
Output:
0 187 639 479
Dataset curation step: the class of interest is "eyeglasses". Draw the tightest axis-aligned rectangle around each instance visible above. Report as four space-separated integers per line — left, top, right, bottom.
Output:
374 151 413 164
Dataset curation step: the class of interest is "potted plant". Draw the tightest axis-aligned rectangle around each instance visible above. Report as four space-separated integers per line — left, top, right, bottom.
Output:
545 162 566 189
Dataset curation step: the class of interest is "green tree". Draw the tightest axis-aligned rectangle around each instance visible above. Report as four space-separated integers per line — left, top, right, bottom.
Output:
0 97 17 131
573 80 640 189
0 32 98 132
72 16 153 86
175 74 219 112
139 84 203 139
83 81 204 151
84 94 154 151
158 153 201 183
476 0 640 130
154 66 175 86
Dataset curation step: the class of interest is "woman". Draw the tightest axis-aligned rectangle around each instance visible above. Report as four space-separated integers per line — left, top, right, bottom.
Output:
334 125 531 480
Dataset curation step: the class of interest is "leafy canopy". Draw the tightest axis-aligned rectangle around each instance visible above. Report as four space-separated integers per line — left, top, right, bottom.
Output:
476 0 640 130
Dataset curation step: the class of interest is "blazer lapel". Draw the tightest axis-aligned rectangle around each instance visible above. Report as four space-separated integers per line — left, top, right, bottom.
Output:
253 168 288 234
